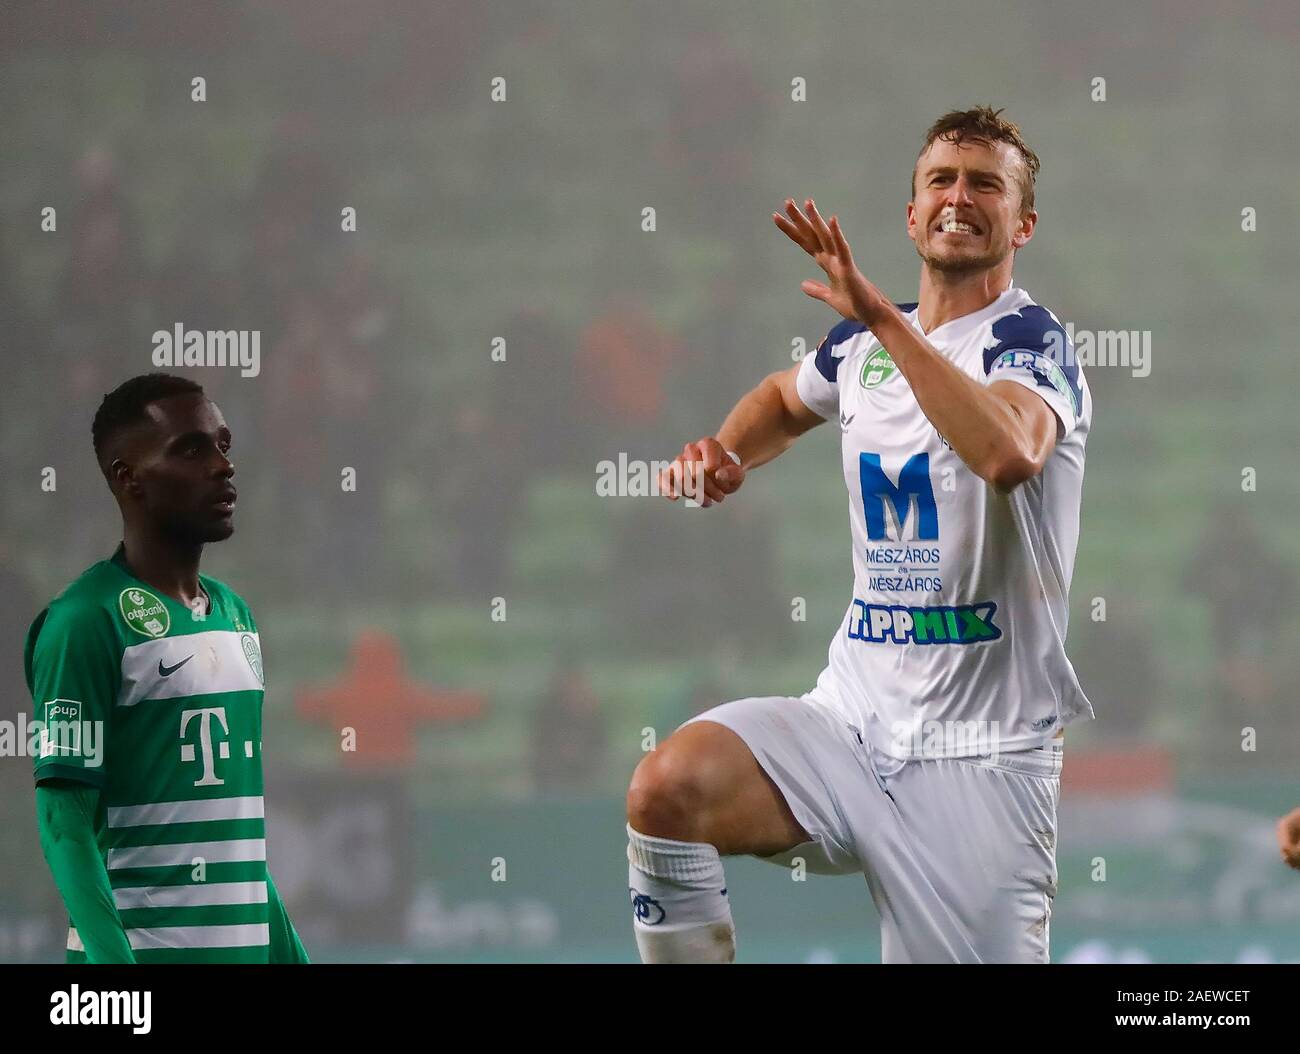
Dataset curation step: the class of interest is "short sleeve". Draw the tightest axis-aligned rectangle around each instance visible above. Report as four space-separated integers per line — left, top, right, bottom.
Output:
796 318 867 420
982 305 1084 440
26 602 119 788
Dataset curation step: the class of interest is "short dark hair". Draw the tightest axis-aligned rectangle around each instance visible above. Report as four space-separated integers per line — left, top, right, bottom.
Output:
913 106 1041 214
92 373 205 476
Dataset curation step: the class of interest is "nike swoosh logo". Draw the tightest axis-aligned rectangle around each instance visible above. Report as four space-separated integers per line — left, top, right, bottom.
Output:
840 413 855 430
158 655 194 677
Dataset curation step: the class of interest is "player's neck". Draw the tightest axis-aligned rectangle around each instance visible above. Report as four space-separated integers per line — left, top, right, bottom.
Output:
120 527 206 609
915 263 1014 335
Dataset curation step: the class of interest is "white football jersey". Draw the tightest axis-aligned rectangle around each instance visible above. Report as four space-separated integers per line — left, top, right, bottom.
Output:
794 284 1094 759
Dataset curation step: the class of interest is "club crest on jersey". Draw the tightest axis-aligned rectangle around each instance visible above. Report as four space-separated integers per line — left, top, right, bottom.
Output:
119 587 170 639
860 347 899 390
240 633 264 685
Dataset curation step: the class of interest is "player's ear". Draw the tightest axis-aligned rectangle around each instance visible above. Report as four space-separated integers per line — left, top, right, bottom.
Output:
906 201 918 242
109 458 139 497
1012 208 1036 249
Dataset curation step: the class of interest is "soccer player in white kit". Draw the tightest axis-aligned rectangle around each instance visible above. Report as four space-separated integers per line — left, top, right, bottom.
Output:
626 107 1094 963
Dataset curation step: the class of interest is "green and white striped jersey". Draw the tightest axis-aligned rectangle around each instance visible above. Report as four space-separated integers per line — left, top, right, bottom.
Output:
26 545 274 964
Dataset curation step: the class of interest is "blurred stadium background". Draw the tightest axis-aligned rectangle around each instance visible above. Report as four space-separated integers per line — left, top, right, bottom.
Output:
2 0 1299 962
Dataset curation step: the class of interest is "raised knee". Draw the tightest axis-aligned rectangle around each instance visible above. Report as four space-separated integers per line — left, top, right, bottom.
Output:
627 747 709 841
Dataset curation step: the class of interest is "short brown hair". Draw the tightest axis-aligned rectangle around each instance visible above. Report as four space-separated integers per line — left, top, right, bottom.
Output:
913 106 1041 214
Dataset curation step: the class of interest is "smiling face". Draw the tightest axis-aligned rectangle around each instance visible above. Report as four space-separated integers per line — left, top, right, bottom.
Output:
110 393 238 544
907 136 1036 275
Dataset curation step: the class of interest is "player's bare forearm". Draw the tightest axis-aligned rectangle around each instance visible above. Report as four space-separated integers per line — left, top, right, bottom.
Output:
660 365 821 505
871 306 1053 492
717 366 823 472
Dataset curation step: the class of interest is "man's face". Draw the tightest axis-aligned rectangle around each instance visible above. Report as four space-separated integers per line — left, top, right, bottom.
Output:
114 394 237 543
907 137 1036 275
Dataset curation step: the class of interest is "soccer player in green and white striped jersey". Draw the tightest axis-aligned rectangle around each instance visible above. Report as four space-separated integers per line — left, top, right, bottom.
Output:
26 373 308 964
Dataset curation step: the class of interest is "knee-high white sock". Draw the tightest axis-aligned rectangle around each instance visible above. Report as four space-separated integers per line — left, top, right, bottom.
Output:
626 824 735 963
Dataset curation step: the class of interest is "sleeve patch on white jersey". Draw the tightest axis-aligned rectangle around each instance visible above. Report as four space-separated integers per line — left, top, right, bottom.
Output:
989 349 1081 417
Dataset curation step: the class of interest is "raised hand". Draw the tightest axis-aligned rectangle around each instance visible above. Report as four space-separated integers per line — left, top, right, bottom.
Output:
773 198 891 327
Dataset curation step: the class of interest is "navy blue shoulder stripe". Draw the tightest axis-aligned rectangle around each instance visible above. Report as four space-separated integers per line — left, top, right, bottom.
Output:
983 305 1083 409
813 318 868 383
811 304 915 383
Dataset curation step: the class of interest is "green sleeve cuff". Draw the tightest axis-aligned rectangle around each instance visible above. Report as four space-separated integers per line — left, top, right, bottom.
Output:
35 763 108 789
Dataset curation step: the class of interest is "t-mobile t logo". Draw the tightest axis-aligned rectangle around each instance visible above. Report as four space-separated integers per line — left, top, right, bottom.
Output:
179 707 230 786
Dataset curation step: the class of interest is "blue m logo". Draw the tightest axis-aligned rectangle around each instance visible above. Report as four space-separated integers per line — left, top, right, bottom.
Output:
859 452 938 541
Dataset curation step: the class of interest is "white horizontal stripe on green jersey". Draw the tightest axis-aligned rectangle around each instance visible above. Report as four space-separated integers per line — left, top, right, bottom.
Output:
116 629 263 708
113 880 268 910
126 923 270 951
108 795 264 828
69 924 271 952
108 837 266 870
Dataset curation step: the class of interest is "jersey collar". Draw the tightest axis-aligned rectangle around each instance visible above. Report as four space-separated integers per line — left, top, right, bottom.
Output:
911 285 1024 341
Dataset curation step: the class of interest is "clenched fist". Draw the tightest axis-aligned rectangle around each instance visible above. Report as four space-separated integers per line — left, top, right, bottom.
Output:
658 437 745 508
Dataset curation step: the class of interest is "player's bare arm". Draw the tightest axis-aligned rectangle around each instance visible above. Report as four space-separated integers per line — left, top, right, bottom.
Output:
657 363 823 506
774 197 1057 494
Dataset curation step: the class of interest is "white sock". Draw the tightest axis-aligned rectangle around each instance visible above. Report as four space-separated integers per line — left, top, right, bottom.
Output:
626 824 735 963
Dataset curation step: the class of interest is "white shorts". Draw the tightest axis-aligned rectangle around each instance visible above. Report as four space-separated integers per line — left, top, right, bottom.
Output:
685 695 1062 963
